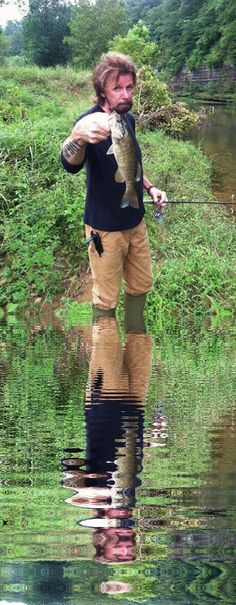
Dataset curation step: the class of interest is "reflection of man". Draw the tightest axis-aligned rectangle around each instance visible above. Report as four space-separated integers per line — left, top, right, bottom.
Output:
100 580 132 594
62 317 153 565
93 524 136 564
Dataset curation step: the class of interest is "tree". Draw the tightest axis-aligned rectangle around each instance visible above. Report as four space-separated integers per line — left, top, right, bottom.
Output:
0 26 4 64
3 21 24 57
65 0 128 68
109 21 158 68
124 0 160 24
144 0 236 75
22 0 71 66
218 0 236 65
146 0 185 75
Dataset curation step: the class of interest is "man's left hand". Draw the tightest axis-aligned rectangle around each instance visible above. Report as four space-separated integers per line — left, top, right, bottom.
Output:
149 187 168 208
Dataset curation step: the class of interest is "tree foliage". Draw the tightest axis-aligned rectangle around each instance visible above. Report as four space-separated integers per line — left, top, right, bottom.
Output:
3 21 24 57
109 20 158 68
4 0 235 73
22 0 71 66
134 65 171 113
0 26 4 64
65 0 128 68
124 0 159 24
128 0 236 76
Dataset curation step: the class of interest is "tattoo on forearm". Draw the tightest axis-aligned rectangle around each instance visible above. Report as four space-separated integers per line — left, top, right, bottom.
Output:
63 138 85 160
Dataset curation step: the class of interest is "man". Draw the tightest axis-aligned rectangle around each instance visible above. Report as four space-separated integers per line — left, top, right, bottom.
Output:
61 52 167 329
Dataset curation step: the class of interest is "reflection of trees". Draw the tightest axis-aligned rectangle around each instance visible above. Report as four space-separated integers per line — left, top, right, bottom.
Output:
0 560 111 605
0 320 90 559
1 558 236 604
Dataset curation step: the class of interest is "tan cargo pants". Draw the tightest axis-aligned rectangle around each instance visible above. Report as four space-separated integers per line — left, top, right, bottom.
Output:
85 219 153 310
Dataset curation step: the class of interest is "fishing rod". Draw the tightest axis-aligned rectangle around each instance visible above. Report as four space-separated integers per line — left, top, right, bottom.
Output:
144 197 236 224
144 199 236 205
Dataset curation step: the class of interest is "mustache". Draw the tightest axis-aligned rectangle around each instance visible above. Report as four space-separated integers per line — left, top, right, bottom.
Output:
110 100 133 114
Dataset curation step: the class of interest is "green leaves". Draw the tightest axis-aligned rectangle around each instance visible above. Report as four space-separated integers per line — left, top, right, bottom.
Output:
137 0 236 77
56 300 92 326
66 0 128 68
134 65 171 115
22 0 72 66
110 21 159 68
0 66 89 307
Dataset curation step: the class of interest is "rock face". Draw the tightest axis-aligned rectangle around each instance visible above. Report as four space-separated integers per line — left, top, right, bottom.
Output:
169 65 236 92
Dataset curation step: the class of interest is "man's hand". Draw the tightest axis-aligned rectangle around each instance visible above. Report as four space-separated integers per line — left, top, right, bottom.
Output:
72 112 111 145
149 186 168 208
62 112 111 165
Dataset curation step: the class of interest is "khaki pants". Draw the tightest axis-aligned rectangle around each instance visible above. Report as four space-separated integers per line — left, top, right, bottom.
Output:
85 219 153 310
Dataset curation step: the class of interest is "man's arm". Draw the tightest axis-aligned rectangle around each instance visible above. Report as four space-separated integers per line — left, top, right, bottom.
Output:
143 175 167 207
62 136 86 166
61 112 111 167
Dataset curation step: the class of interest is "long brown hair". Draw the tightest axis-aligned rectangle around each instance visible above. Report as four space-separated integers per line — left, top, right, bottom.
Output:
92 52 137 105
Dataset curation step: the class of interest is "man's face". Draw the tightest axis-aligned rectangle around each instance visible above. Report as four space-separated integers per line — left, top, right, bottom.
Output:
102 73 135 114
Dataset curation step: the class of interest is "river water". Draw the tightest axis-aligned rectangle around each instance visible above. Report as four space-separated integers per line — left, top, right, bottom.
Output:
184 102 236 204
1 314 236 605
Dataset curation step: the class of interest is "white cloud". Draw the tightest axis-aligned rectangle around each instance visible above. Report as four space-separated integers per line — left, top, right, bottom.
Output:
0 601 28 605
0 1 28 27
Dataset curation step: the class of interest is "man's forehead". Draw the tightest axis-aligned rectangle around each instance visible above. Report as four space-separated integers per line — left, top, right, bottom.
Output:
105 72 134 87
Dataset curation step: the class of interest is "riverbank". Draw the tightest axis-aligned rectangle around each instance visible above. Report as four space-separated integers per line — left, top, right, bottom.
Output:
1 66 236 330
169 65 236 104
174 90 236 105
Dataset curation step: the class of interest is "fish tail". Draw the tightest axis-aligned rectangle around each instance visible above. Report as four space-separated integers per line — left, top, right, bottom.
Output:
120 187 139 209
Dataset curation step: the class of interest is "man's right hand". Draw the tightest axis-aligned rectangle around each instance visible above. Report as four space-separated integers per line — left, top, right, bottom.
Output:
72 112 111 145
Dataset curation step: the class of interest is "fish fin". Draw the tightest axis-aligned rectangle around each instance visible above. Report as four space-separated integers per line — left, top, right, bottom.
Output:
120 189 139 209
120 198 130 208
107 144 114 155
114 168 124 183
135 163 142 182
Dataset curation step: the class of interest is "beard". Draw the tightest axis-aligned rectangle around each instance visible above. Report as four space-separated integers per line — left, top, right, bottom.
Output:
109 100 133 115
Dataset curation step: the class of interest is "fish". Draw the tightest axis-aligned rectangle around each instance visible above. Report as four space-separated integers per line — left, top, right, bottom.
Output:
107 112 142 209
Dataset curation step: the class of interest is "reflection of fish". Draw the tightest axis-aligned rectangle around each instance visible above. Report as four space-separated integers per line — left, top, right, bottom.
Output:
107 112 141 209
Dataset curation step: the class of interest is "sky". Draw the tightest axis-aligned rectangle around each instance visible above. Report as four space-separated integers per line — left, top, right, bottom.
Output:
0 1 28 27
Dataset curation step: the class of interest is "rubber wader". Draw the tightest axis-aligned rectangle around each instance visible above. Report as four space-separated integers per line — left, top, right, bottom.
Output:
124 293 146 333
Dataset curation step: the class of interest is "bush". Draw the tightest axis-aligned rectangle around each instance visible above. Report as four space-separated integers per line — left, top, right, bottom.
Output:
137 101 199 137
109 21 158 68
134 66 171 114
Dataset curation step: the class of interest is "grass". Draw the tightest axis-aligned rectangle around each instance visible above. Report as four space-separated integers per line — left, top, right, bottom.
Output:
0 65 236 329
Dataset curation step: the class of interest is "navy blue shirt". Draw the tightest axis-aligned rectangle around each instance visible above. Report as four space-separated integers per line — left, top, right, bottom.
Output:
61 105 145 231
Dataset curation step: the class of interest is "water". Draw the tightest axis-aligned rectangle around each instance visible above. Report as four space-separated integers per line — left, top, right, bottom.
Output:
1 315 236 604
184 102 236 203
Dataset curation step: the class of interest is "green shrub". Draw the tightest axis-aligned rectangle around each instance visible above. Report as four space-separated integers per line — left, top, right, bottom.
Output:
110 21 158 68
134 66 171 114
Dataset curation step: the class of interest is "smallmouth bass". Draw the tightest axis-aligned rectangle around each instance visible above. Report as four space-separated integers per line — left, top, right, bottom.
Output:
107 112 141 209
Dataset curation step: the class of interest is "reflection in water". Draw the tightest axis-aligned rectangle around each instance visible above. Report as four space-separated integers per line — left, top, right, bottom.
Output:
62 317 153 577
1 316 236 604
